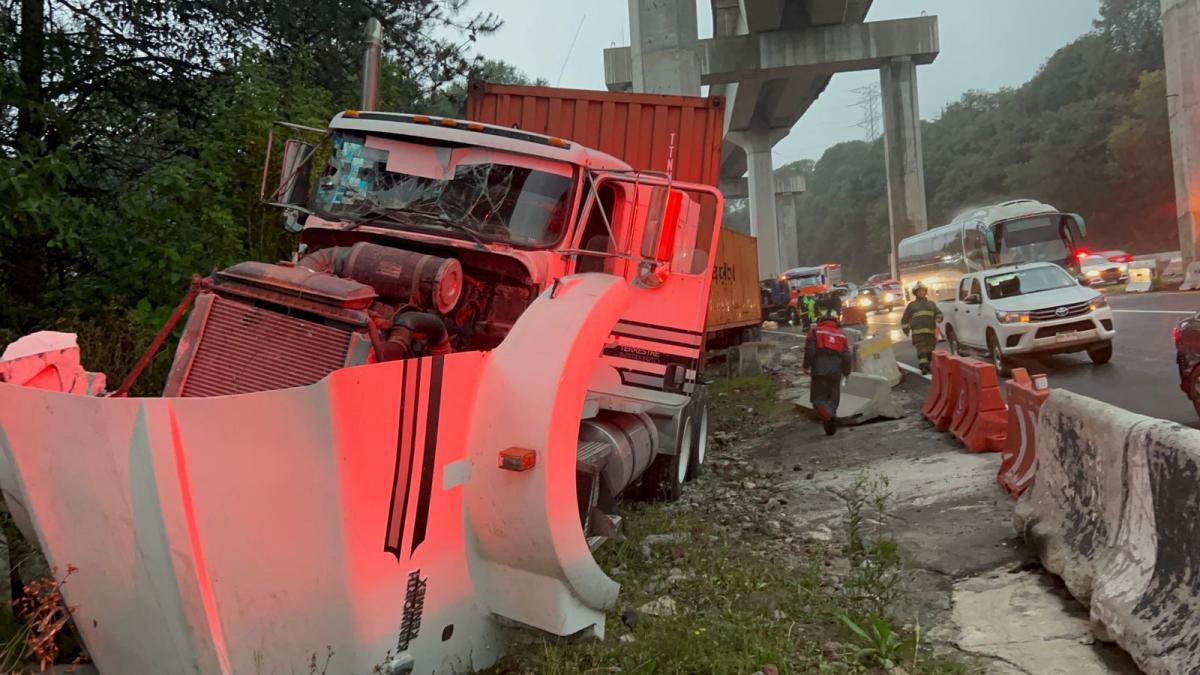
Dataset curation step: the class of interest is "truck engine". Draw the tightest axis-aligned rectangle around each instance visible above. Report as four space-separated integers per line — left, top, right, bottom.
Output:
163 240 535 397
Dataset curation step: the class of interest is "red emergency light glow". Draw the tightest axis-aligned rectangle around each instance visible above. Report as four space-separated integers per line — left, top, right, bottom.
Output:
1074 250 1090 262
1174 326 1182 346
498 447 537 472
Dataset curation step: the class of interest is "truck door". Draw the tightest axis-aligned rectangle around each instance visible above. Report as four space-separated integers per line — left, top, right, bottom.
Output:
957 277 984 347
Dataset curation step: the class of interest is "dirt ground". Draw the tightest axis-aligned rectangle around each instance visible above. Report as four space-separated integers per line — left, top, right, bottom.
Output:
719 337 1145 675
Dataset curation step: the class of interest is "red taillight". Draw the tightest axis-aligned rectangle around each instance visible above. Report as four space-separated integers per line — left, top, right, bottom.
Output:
1174 326 1183 346
1110 254 1134 263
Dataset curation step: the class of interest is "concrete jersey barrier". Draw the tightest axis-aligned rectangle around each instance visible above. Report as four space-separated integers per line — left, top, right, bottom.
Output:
856 334 901 387
1181 261 1200 291
1126 265 1154 293
1015 389 1200 675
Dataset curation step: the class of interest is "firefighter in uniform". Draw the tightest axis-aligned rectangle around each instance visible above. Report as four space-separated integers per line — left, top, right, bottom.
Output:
901 282 943 374
804 297 854 436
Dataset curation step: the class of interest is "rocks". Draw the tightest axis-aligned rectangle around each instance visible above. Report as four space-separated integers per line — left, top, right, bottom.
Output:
640 532 689 560
618 634 637 644
805 526 834 543
620 608 640 629
759 520 783 536
638 596 677 618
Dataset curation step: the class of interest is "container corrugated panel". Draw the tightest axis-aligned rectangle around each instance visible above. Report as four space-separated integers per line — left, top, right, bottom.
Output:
466 81 726 188
179 297 352 397
706 229 762 333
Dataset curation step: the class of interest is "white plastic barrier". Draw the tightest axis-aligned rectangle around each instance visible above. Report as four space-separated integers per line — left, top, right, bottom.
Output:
1126 265 1154 293
1180 261 1200 291
1014 390 1200 675
856 335 902 387
793 372 900 425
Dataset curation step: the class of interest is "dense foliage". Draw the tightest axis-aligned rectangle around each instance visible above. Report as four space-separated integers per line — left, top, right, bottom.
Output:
727 0 1174 280
0 0 535 389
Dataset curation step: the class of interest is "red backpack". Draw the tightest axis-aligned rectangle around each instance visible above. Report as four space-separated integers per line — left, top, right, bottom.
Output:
815 322 848 353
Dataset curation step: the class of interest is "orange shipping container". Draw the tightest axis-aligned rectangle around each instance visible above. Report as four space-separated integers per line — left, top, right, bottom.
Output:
466 81 726 188
466 81 760 341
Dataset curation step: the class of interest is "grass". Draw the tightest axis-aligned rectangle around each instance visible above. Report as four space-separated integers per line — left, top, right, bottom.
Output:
488 376 973 675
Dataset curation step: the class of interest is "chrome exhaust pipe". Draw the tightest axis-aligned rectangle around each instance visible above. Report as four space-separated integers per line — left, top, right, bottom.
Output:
361 18 383 111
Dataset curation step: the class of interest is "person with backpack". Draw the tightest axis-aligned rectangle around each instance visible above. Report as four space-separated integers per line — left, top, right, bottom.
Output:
803 296 854 436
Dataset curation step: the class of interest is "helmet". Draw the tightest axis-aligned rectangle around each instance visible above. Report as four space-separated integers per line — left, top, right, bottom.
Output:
913 281 928 295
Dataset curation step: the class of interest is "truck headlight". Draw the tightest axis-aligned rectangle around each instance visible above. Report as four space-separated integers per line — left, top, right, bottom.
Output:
1089 295 1108 312
996 311 1030 324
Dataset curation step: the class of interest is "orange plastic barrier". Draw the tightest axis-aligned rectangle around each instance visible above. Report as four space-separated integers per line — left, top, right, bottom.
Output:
921 350 950 422
928 354 963 431
997 368 1050 497
950 360 1007 452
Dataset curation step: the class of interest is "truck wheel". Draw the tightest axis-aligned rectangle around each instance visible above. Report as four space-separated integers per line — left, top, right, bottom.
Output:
987 331 1009 376
946 326 961 356
686 404 708 481
642 417 691 501
1088 341 1113 365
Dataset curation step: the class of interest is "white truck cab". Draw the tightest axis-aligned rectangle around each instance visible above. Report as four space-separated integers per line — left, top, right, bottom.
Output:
939 262 1116 371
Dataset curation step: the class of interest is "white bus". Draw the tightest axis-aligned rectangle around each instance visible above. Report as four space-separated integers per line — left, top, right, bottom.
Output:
897 199 1088 303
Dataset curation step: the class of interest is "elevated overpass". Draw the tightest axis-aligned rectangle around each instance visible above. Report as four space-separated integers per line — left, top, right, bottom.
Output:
604 0 939 278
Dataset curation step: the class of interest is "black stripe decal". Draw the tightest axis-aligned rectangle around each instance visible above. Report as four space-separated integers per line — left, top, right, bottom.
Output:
604 346 699 369
384 360 412 558
410 355 445 555
615 319 703 337
610 331 702 350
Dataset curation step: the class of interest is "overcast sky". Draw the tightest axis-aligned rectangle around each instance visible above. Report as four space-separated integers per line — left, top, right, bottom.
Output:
456 0 1102 166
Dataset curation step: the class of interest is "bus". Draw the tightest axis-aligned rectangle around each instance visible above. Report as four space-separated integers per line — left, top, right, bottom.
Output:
781 263 843 297
897 199 1087 303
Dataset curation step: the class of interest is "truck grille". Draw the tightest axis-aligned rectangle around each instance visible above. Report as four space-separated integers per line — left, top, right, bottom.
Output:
174 296 353 397
1029 300 1091 322
1034 319 1096 339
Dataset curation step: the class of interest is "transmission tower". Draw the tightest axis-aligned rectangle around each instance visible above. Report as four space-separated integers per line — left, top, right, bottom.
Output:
850 83 881 140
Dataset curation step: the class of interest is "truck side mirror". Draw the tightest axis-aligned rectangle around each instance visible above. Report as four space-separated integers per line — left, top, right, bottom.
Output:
637 187 682 288
278 138 315 207
1069 213 1087 238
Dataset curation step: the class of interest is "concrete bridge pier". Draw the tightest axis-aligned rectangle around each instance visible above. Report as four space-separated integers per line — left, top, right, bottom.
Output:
880 56 929 279
775 173 806 271
729 127 790 277
627 0 701 95
1163 0 1200 268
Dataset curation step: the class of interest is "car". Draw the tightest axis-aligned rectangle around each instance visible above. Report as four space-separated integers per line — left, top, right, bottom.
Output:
880 282 904 310
1098 249 1135 264
1175 313 1200 418
858 285 901 313
938 262 1116 373
865 273 893 285
1079 254 1128 285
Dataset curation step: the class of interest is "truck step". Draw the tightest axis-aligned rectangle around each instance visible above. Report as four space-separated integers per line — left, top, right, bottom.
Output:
576 440 611 475
586 514 622 552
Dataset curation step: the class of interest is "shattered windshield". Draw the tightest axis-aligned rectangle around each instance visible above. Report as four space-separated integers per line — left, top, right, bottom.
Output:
312 131 575 247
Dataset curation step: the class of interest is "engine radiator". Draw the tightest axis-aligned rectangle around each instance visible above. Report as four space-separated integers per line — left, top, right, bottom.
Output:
164 294 370 397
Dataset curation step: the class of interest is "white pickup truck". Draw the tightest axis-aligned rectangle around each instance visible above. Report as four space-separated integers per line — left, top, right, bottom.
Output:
938 262 1117 371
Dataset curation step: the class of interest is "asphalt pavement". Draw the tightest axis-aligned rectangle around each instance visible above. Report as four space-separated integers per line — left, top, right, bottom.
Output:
862 290 1200 428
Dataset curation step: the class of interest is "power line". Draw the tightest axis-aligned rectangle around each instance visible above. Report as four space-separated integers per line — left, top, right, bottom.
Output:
557 14 587 86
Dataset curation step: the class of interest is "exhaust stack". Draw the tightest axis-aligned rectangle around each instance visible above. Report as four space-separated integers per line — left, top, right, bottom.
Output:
361 18 382 111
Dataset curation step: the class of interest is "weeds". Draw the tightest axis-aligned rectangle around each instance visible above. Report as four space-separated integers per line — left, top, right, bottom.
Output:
838 473 907 616
0 565 84 673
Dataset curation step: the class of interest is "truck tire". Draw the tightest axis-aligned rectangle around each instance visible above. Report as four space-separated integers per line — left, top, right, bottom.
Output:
686 403 708 481
1088 341 1113 365
945 325 961 356
641 416 692 501
986 330 1009 376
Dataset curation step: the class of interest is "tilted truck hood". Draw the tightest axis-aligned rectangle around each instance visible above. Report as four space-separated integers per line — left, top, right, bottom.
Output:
0 273 629 675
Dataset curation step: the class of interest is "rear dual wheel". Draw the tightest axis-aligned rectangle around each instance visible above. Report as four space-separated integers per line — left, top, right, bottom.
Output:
643 399 709 501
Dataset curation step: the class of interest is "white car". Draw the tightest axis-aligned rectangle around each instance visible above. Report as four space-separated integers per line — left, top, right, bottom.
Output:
1078 254 1128 285
939 262 1116 372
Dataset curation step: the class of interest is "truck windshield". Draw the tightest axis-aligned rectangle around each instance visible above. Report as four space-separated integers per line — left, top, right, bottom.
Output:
995 215 1072 266
311 131 575 247
984 266 1076 299
787 273 822 289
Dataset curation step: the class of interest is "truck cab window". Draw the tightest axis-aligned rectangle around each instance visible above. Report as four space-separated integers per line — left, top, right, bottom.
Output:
575 184 620 274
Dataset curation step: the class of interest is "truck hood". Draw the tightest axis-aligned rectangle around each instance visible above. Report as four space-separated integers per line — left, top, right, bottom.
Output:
988 285 1098 312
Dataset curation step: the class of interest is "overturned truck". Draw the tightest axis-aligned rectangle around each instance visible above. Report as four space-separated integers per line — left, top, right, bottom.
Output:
0 89 728 673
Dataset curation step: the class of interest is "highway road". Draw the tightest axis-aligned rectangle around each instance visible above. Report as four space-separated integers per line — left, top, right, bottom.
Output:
864 290 1200 427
